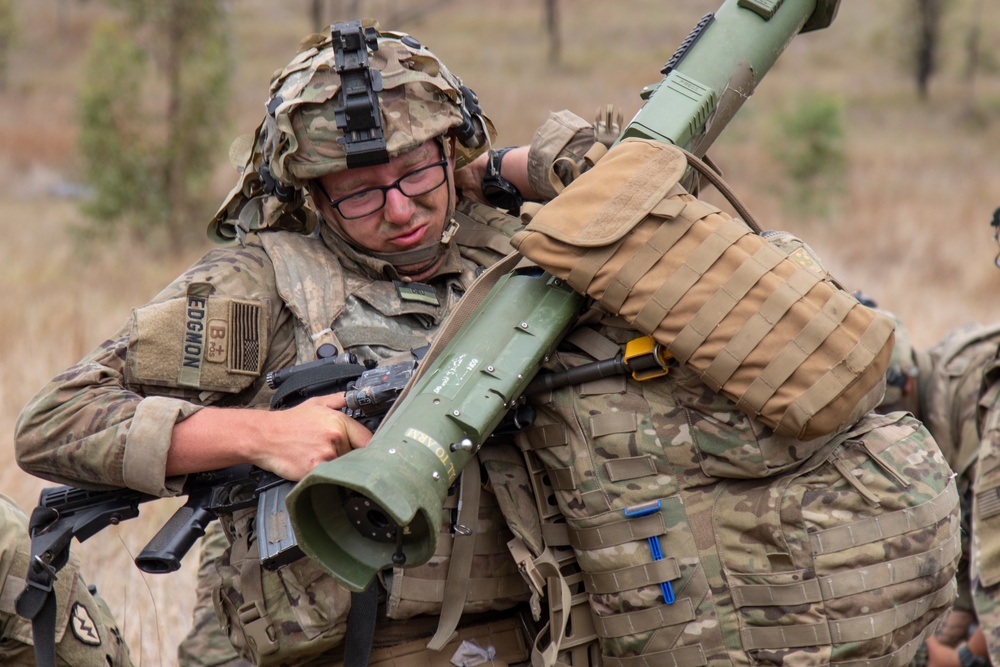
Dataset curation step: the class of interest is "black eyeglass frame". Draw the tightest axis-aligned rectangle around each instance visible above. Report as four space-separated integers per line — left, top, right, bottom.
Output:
315 156 450 220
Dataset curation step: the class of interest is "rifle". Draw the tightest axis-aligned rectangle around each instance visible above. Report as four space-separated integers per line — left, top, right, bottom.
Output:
17 334 671 593
14 350 425 667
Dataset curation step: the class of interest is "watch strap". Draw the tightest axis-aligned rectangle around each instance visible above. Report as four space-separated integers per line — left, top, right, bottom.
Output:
481 147 524 214
958 646 990 667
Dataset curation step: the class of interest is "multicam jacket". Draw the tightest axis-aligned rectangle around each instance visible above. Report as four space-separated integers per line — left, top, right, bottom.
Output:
0 494 133 667
14 197 537 666
966 326 1000 666
909 321 1000 620
13 108 617 667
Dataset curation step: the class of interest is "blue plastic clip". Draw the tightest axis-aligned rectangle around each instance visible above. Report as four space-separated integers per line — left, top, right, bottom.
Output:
623 499 675 604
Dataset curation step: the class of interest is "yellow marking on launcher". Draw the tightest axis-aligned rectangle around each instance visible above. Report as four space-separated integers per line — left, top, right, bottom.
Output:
404 428 456 483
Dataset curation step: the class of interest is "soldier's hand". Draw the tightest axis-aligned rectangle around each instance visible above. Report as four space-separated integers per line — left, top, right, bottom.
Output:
254 393 373 481
168 399 372 480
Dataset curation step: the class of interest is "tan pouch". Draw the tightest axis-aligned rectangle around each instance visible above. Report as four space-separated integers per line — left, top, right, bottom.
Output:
510 138 894 440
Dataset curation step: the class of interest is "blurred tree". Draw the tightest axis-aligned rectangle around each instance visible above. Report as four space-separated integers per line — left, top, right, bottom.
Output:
0 0 15 91
962 0 986 120
771 95 847 218
77 0 232 250
914 0 942 100
544 0 561 65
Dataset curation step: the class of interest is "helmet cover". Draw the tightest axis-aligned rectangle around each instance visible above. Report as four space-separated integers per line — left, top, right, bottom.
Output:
210 20 495 243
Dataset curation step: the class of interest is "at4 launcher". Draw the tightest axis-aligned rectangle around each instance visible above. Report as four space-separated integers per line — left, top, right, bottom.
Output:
286 0 842 594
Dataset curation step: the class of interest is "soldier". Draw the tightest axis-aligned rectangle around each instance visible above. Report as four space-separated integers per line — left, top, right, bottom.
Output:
493 146 960 665
971 210 1000 667
875 315 1000 667
14 20 611 667
14 18 961 667
0 493 133 666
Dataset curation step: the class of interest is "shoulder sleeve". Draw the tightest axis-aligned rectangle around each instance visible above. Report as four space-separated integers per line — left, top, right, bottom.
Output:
15 244 293 496
526 109 609 200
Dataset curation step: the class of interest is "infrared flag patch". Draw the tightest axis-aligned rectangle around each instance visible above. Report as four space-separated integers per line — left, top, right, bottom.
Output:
70 602 102 646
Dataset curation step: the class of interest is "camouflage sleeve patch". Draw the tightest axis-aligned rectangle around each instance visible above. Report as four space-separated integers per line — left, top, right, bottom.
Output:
126 281 270 393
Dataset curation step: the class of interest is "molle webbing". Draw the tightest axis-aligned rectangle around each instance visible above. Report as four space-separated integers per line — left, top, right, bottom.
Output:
735 290 856 413
733 531 961 609
666 229 789 360
701 264 821 388
564 326 623 361
568 513 665 551
490 445 601 667
583 560 680 595
387 470 527 617
809 480 959 555
631 216 753 335
394 573 528 603
432 530 510 557
604 455 657 482
740 580 956 650
593 599 695 639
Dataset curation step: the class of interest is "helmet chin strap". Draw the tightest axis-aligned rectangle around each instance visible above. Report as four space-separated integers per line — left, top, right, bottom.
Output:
330 136 459 278
365 216 459 276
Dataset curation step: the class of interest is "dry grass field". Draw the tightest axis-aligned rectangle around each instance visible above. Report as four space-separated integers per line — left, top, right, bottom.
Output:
1 1 998 664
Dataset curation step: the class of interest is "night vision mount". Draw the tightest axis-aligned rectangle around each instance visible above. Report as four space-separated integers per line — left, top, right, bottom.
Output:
331 20 390 169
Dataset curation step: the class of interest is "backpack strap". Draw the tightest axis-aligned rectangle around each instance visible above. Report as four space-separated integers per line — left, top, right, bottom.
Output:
426 455 483 650
259 230 348 360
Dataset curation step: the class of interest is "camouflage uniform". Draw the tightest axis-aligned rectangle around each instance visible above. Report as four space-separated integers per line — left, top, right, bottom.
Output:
876 319 1000 666
971 333 1000 666
521 330 958 665
13 19 959 667
0 493 133 667
505 217 959 665
14 190 539 667
177 522 251 667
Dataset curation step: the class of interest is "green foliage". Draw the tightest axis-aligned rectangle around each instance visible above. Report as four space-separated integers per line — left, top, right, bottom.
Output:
770 95 847 218
0 0 17 89
77 20 160 232
76 1 232 249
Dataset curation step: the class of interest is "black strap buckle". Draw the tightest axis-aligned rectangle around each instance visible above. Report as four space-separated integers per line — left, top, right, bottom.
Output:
331 21 389 169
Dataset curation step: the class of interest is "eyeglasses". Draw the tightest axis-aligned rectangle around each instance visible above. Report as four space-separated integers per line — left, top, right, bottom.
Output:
317 158 449 220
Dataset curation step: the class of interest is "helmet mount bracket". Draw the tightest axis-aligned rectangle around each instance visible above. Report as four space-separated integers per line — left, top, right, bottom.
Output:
331 20 390 169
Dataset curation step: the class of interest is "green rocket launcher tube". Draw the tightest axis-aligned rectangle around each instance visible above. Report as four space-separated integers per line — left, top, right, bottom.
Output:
286 0 840 592
621 0 838 157
287 270 581 591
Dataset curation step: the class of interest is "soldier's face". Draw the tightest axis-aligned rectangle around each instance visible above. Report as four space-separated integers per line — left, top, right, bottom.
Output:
315 139 454 260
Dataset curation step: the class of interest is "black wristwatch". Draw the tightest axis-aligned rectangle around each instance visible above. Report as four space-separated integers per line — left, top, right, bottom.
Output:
481 147 524 215
958 646 990 667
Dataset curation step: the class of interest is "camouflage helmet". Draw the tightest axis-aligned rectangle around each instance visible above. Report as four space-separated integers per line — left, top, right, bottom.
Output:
209 20 496 243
